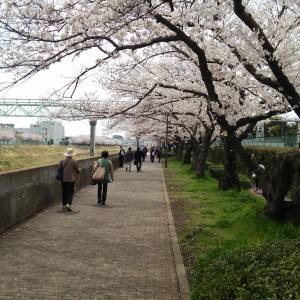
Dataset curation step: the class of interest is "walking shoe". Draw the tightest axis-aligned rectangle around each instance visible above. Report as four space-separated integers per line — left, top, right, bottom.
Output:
62 205 67 210
66 204 72 211
100 202 106 205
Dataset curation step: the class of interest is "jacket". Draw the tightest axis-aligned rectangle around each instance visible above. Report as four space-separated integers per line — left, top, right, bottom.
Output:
60 158 80 182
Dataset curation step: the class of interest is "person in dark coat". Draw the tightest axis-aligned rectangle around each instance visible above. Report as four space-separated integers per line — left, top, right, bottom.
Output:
157 147 163 163
134 147 143 172
125 147 134 171
118 145 126 167
150 147 155 162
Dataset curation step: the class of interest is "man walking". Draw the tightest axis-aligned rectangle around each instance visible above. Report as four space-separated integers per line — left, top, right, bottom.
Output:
118 145 126 168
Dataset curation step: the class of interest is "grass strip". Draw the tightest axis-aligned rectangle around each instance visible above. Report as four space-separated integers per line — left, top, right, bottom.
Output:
164 157 300 299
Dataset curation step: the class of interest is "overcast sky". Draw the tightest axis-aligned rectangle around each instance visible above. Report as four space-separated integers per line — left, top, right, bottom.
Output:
0 51 119 137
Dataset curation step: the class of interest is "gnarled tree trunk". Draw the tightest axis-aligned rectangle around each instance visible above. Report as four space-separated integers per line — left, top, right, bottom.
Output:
173 137 184 161
232 133 300 223
196 127 214 177
183 138 193 164
219 130 241 191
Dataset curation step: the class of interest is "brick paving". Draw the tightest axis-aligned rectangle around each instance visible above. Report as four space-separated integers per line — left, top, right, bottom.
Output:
0 160 190 299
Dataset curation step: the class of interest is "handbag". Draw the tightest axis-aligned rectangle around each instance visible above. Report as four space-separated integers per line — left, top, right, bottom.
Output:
55 162 63 180
90 177 98 185
55 159 71 181
92 159 106 181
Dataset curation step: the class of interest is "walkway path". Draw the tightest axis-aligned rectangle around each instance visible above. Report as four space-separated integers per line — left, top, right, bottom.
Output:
0 159 190 299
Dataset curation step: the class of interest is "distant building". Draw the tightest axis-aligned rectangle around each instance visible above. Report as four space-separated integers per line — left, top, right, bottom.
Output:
29 121 64 144
0 123 14 128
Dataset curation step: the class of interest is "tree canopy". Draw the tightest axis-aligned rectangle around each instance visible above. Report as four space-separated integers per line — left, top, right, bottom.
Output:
0 0 300 220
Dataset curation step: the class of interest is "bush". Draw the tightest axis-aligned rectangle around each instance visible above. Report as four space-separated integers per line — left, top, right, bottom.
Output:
191 239 300 300
239 174 254 189
207 163 253 189
207 163 224 180
208 146 297 178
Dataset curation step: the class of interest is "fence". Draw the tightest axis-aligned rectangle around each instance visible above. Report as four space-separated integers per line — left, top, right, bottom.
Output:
212 134 299 148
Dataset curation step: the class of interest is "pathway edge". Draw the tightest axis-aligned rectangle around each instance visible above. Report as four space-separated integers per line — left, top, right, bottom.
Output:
161 166 190 300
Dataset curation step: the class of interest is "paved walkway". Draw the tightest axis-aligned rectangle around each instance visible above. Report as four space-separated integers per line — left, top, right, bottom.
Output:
0 160 190 299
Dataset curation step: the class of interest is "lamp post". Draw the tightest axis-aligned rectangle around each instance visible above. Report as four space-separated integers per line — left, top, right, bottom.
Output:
89 120 97 157
165 113 169 168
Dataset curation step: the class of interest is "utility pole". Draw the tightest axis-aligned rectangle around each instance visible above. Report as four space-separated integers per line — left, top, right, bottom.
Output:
165 113 169 168
89 120 97 157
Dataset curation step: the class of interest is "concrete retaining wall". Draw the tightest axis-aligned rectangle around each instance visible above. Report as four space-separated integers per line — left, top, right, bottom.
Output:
0 154 119 234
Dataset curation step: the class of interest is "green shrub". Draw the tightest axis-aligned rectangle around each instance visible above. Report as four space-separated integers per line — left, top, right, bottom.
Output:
207 163 253 189
208 146 297 177
207 164 224 180
239 174 254 190
190 239 300 300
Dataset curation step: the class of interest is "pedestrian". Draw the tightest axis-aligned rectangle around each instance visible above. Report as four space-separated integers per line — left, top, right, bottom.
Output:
134 147 143 172
93 150 114 205
141 147 146 162
59 148 80 211
157 147 163 163
125 147 134 172
118 145 126 168
142 146 148 161
150 147 155 162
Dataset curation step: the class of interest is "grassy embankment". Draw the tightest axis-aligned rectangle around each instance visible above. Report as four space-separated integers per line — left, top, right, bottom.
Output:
0 145 119 173
164 157 300 299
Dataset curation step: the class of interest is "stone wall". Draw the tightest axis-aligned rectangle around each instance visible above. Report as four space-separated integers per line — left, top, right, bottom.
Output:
0 154 119 234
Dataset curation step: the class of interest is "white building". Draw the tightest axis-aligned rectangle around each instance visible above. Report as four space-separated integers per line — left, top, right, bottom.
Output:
29 121 64 144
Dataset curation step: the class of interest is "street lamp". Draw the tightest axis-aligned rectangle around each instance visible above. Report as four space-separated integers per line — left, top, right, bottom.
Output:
89 120 97 157
165 113 170 168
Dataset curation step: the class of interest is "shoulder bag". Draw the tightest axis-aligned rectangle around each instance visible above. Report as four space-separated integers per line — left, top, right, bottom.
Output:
92 159 106 181
56 159 70 181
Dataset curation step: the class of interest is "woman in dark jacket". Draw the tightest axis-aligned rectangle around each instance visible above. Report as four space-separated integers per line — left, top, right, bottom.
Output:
134 147 143 172
59 148 80 211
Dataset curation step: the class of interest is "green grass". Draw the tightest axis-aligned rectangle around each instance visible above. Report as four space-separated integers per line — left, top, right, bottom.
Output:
164 157 300 299
0 145 119 172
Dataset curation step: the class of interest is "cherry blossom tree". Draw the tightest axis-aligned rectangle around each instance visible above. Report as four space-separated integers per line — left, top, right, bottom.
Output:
0 127 14 144
71 134 121 146
16 132 42 144
0 1 299 221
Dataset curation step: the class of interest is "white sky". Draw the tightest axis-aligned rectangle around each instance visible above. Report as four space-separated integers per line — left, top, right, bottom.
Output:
0 50 124 137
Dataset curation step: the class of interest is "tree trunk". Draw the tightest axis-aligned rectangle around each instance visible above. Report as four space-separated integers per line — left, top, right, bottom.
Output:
196 127 214 177
262 152 300 223
219 130 241 191
191 140 200 172
232 132 300 223
183 138 193 164
174 138 184 161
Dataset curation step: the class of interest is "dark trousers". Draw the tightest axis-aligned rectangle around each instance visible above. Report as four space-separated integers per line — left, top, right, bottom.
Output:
62 182 75 205
119 156 124 167
98 182 108 203
136 160 142 171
